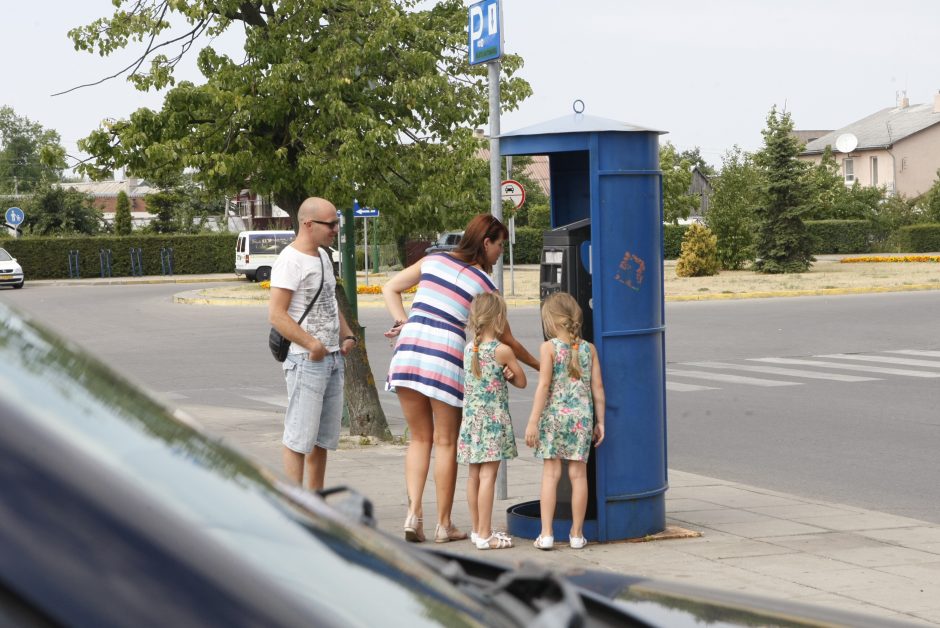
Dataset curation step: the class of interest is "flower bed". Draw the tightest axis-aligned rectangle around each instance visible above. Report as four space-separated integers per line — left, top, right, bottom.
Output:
258 280 415 294
841 255 940 263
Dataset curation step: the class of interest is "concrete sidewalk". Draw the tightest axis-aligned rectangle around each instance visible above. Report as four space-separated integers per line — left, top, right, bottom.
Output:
188 401 940 627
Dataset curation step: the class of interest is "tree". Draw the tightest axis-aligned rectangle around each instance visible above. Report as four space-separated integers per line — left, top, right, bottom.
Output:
660 142 700 224
69 0 531 440
23 186 102 235
753 107 814 273
114 190 133 235
0 107 67 194
70 0 531 233
706 146 761 270
678 146 717 177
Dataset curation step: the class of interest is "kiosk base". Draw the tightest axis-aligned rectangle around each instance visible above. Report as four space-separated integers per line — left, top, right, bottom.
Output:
506 500 599 542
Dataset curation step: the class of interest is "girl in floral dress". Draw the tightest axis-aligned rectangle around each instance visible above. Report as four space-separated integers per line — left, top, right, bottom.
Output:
524 293 606 550
456 293 527 550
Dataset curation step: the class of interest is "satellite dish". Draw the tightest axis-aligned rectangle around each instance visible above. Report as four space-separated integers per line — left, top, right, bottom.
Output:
835 133 858 154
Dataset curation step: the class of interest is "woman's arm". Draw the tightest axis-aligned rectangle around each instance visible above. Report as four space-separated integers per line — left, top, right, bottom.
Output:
495 343 527 389
590 343 606 446
524 342 554 447
499 319 540 370
381 257 424 333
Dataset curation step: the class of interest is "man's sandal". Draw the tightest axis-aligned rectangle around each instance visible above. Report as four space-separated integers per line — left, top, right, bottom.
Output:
475 533 513 550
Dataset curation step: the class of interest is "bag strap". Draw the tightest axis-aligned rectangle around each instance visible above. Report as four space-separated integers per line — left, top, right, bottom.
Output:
297 247 326 325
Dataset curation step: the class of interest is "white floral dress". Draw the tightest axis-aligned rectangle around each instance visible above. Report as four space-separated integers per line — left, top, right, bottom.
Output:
534 338 594 461
456 340 518 464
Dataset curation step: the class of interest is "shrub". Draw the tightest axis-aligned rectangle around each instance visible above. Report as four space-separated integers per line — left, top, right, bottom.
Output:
805 220 872 254
511 226 543 264
675 223 720 277
663 224 688 259
896 223 940 253
4 233 237 279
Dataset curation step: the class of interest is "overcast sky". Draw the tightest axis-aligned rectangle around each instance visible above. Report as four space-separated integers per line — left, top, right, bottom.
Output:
4 0 939 172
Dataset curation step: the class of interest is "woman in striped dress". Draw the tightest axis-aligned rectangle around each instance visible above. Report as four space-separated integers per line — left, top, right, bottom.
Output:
383 214 538 543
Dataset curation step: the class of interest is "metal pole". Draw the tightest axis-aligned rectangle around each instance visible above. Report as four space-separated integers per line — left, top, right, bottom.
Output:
364 216 369 287
342 202 358 320
489 59 509 501
488 59 503 294
506 156 515 296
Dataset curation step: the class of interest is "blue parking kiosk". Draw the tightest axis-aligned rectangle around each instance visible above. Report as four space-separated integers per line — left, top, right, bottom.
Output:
502 109 668 542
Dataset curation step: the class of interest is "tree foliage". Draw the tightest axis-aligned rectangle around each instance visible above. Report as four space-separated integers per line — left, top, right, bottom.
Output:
114 190 133 235
22 186 103 235
675 223 720 277
705 146 761 270
0 107 67 195
660 142 700 224
71 0 532 237
753 107 814 273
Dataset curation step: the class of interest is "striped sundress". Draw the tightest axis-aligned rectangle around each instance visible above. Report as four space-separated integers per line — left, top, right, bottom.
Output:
386 253 496 407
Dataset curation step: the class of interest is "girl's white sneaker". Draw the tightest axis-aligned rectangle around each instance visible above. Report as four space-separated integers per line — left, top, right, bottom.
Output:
533 535 554 550
569 535 587 549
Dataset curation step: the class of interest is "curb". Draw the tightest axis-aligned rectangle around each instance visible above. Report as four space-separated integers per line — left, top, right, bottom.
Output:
667 282 940 301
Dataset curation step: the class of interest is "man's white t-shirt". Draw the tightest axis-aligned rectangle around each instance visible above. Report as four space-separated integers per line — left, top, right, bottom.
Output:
270 246 340 354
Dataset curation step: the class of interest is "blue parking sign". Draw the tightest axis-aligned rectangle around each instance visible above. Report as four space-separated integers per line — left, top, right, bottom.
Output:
468 0 502 66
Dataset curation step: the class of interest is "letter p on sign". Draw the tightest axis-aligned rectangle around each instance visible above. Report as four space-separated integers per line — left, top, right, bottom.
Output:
468 0 502 66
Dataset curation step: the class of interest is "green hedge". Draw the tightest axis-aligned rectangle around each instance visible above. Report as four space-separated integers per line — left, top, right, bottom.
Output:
805 220 872 254
896 223 940 253
3 233 238 279
664 224 688 259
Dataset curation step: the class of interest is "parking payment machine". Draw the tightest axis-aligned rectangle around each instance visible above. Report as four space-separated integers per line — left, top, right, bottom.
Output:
501 112 667 542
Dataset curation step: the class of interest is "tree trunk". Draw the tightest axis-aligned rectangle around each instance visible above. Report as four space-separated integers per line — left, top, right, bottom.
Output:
335 283 392 440
274 193 302 232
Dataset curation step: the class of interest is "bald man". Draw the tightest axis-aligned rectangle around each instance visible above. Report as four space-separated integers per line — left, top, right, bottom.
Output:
269 197 357 490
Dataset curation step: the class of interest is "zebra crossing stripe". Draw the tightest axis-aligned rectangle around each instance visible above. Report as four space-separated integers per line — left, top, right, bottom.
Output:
751 358 940 378
667 381 719 392
666 369 800 387
683 361 879 382
816 354 940 369
886 350 940 358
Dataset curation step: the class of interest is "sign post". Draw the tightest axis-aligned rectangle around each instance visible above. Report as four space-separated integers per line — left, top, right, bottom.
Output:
502 173 525 294
469 0 504 290
353 204 380 286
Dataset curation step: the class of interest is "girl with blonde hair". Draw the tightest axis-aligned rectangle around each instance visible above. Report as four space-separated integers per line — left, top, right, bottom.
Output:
524 292 606 550
456 292 527 550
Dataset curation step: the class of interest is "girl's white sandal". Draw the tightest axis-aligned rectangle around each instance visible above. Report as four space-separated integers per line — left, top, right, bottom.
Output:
533 535 554 550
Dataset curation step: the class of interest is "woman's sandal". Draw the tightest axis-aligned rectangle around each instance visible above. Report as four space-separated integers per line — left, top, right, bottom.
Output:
434 523 468 543
476 533 513 550
404 513 425 543
533 535 554 550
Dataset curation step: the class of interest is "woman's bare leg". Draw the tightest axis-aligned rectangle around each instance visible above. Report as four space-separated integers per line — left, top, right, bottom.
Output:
430 398 461 529
398 388 433 522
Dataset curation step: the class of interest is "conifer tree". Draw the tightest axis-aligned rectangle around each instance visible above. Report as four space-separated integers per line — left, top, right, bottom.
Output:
753 107 814 273
114 190 132 235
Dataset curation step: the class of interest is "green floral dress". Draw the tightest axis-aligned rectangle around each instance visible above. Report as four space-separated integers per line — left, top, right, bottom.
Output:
534 338 594 461
457 340 518 464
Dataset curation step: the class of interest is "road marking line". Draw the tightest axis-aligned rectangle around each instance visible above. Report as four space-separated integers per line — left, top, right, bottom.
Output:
243 395 288 408
816 354 940 369
886 350 940 358
750 358 940 378
666 381 720 392
683 361 879 382
666 369 800 387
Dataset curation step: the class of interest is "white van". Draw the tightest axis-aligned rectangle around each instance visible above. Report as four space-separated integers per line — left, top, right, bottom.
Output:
235 230 295 282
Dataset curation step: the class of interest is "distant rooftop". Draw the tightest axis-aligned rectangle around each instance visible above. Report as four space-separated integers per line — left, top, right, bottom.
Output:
802 102 940 154
58 179 156 197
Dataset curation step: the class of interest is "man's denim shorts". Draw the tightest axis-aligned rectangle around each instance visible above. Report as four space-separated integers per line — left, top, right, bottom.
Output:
282 351 344 453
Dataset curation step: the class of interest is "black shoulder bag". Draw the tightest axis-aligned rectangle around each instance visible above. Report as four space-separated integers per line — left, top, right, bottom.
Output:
268 248 325 362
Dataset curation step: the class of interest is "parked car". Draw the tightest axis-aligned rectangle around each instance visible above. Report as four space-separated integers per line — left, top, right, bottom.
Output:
0 301 917 627
235 230 339 282
0 247 24 289
425 230 464 255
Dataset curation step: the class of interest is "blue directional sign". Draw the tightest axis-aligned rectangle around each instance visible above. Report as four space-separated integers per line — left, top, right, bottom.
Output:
354 206 379 218
5 207 24 226
468 0 502 66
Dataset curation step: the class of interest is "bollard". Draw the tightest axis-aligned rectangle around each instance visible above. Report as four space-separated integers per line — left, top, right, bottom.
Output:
99 249 113 278
130 247 143 277
160 247 174 276
68 250 81 279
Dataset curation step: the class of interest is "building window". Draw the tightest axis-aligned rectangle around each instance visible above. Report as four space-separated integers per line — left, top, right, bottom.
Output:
870 157 878 186
843 158 854 183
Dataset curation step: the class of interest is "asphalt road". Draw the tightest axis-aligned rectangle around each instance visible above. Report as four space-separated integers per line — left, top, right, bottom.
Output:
3 282 939 522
